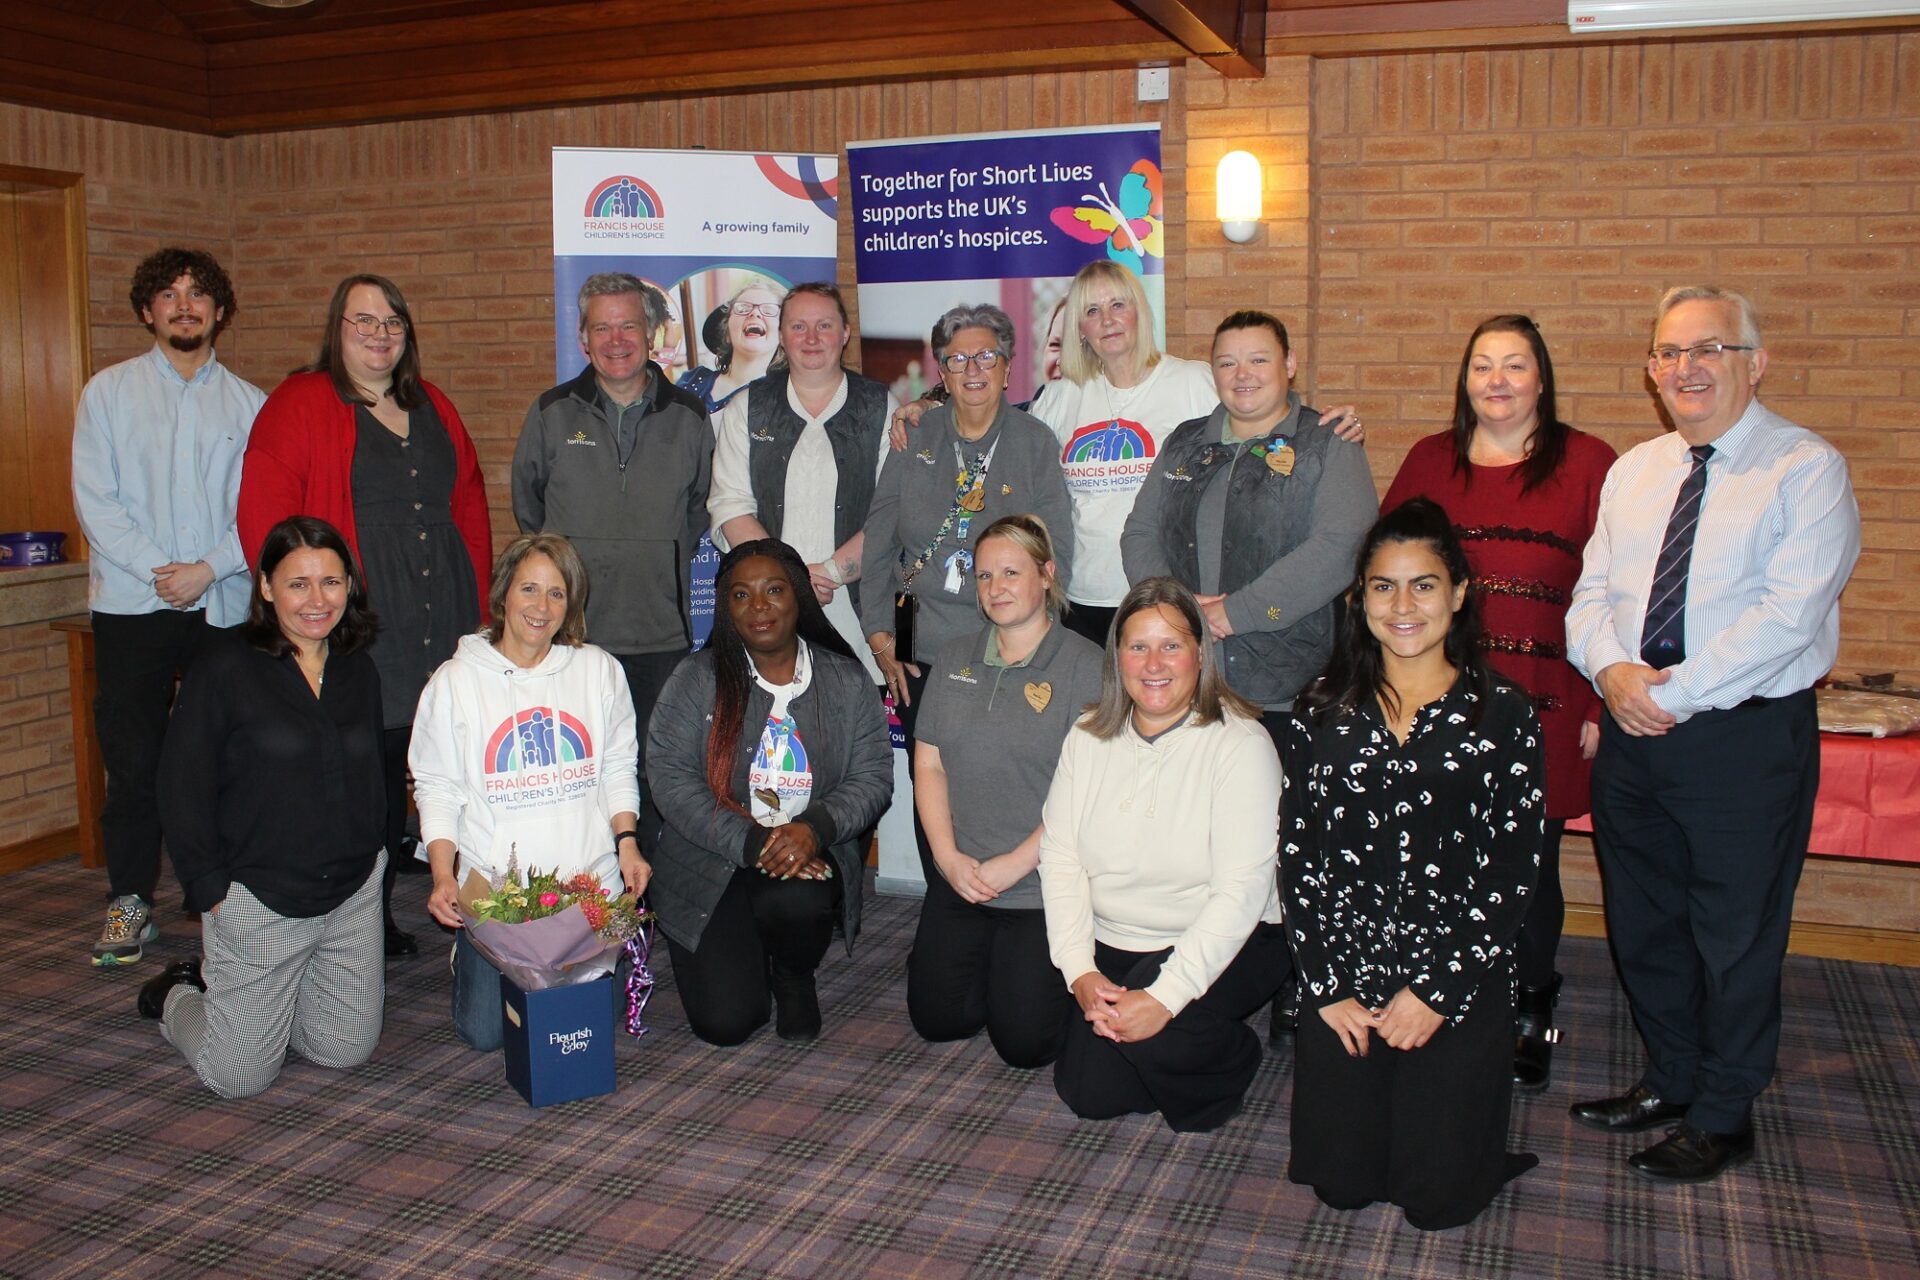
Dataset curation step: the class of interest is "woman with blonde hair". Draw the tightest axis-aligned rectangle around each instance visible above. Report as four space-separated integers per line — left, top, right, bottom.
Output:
893 262 1361 647
906 514 1104 1067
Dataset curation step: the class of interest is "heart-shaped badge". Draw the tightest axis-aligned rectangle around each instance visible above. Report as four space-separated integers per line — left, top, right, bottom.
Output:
1024 681 1052 713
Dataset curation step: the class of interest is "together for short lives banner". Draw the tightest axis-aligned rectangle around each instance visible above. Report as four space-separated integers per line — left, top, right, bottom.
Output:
550 147 839 644
845 125 1165 409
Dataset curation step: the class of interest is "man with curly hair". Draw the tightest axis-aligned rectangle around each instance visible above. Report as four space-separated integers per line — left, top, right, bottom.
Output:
72 247 266 967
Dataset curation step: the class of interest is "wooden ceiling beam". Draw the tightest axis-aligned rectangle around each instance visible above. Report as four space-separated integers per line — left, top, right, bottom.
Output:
1119 0 1263 78
207 29 1186 132
0 10 210 134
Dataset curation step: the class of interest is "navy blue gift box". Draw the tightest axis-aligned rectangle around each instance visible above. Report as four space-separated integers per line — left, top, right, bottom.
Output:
501 974 616 1107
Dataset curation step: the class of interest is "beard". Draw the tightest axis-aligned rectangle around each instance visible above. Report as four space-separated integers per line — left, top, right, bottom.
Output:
166 331 209 353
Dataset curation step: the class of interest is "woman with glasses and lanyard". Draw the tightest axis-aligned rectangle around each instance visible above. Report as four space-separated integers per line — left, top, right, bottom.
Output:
678 277 787 415
860 304 1073 876
238 273 491 961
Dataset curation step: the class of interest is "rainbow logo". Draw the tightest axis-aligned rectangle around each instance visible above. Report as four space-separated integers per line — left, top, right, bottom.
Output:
585 176 665 220
484 708 594 773
1064 419 1153 465
754 717 809 775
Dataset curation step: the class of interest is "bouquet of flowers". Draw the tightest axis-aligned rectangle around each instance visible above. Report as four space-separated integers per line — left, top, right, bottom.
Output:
456 847 659 1036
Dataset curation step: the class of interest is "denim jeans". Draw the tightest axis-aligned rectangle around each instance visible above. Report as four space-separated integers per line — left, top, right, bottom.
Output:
451 930 632 1052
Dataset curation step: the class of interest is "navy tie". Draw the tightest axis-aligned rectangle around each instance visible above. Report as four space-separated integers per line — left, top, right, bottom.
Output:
1640 443 1714 670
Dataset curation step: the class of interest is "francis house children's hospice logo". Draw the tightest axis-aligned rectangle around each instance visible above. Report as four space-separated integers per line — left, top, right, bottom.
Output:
1061 417 1156 495
482 707 600 809
582 175 667 241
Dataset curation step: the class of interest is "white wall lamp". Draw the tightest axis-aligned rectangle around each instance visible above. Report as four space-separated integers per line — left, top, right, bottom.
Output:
1216 150 1263 244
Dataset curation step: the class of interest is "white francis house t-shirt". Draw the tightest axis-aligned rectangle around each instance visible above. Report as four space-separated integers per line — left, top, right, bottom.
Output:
747 639 815 827
1029 355 1219 608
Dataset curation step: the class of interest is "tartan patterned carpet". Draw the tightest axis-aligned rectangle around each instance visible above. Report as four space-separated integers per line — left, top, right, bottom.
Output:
2 856 1916 1280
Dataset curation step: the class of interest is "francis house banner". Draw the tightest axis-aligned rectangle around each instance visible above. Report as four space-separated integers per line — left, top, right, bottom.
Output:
550 146 840 644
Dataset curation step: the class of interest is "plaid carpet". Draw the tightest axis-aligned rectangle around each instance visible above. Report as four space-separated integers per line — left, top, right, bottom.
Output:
2 857 1915 1280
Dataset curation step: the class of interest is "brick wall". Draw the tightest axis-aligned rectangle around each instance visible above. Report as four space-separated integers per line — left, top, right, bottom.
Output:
0 105 231 849
0 620 73 851
0 102 235 377
4 39 1919 939
1305 33 1920 682
221 72 1185 546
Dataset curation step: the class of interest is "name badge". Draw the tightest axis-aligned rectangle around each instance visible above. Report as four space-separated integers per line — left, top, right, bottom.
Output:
943 548 973 595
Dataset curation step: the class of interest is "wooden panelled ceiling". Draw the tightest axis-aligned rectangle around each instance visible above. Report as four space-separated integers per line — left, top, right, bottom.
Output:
0 0 1466 135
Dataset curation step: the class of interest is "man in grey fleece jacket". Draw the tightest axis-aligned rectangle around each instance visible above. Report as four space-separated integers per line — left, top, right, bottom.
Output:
511 272 712 834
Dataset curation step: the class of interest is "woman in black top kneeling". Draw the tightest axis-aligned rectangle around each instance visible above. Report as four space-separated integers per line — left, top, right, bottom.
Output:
143 516 387 1099
1281 498 1544 1230
647 540 894 1045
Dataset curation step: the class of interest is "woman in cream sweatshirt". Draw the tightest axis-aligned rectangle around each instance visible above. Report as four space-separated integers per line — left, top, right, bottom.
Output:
1038 576 1287 1133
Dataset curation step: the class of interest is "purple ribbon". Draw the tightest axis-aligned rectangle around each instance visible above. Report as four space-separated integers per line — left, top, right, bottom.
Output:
623 918 656 1038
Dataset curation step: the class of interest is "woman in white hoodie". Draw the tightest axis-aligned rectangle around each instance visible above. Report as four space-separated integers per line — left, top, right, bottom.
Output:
411 534 650 1051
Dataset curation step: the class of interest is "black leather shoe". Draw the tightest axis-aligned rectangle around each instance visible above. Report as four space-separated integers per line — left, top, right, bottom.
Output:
1628 1123 1755 1183
772 973 821 1043
385 921 418 958
1513 973 1562 1091
1570 1083 1688 1133
137 958 205 1020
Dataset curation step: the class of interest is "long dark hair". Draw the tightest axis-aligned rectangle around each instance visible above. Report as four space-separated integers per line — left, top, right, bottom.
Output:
1299 498 1488 727
1448 313 1568 495
306 273 426 410
243 516 378 658
703 539 855 812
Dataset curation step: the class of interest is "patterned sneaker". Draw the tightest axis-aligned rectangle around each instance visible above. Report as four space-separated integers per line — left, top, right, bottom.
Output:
92 895 158 967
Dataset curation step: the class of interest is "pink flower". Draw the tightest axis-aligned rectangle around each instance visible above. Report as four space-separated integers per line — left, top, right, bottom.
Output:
538 891 561 907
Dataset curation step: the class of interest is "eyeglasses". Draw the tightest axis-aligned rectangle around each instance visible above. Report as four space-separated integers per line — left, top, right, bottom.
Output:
347 314 407 338
942 350 1004 373
730 302 780 320
1650 341 1754 370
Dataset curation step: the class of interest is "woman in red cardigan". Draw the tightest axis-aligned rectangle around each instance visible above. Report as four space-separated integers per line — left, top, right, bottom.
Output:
238 273 491 959
1381 314 1616 1093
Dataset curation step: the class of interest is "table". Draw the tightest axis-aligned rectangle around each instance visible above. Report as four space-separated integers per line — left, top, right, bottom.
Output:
1569 731 1920 864
49 615 102 869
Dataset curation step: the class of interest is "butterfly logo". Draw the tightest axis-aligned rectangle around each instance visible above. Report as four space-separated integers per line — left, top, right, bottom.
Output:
1049 158 1165 275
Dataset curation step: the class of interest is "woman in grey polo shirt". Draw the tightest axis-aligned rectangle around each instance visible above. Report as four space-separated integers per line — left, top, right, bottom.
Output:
906 515 1103 1068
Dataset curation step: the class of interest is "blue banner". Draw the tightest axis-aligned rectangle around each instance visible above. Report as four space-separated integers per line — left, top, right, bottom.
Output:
846 125 1164 409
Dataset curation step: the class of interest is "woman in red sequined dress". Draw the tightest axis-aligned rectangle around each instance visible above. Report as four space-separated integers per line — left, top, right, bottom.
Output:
1382 314 1616 1092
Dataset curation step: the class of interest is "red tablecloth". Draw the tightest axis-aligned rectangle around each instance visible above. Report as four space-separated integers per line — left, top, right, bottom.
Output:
1569 732 1920 864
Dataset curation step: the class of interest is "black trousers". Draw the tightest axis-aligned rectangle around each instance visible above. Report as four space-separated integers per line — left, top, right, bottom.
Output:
92 609 222 903
1590 691 1819 1135
618 649 687 843
906 868 1071 1068
665 868 838 1046
1515 819 1567 990
1061 604 1115 649
1289 979 1527 1231
892 663 937 884
1054 923 1290 1133
378 724 416 927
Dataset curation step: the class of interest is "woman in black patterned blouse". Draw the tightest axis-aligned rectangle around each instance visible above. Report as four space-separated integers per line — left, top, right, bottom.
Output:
1280 497 1544 1231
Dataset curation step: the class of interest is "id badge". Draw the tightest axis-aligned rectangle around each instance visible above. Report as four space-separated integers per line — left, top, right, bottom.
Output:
942 548 974 594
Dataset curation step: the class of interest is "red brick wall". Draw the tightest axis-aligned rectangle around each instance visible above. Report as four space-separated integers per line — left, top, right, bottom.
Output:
1305 33 1920 683
222 73 1185 547
0 620 71 851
